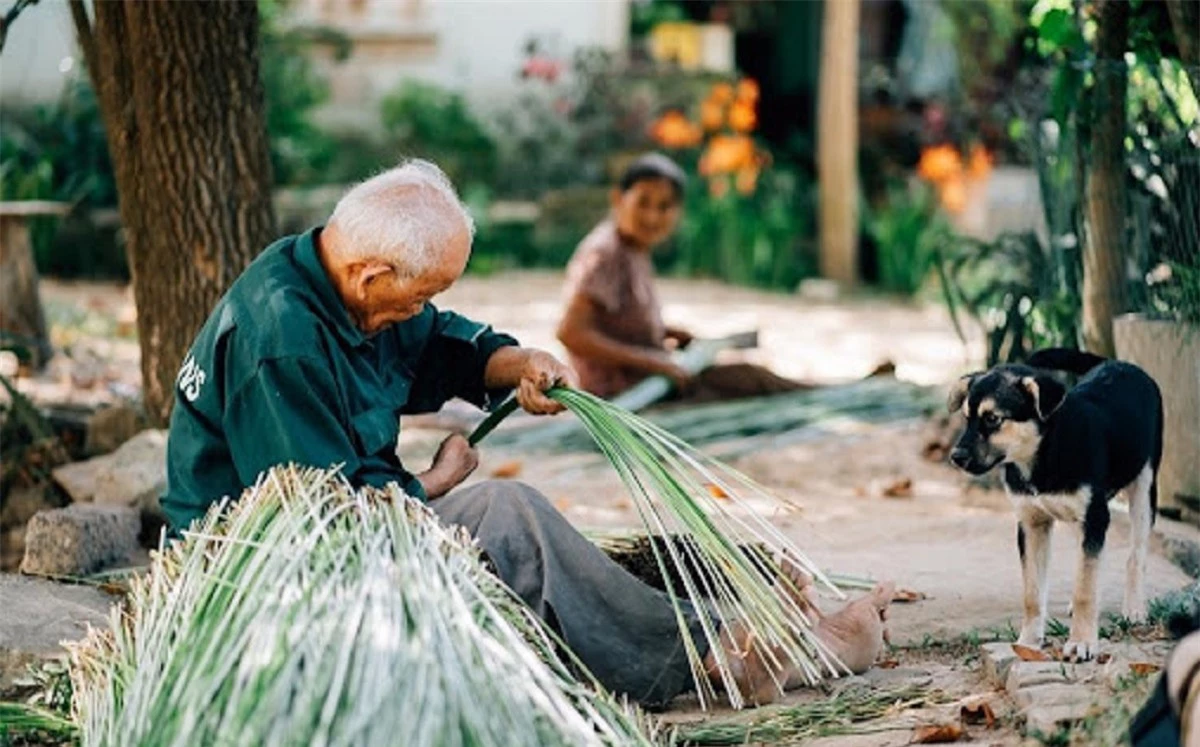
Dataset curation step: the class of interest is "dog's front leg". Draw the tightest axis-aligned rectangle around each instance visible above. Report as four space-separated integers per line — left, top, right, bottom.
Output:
1017 512 1053 648
1065 507 1108 661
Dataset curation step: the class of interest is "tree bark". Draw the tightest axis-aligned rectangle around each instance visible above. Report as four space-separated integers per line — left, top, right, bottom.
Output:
0 212 54 369
70 1 276 426
1082 0 1128 357
816 0 861 286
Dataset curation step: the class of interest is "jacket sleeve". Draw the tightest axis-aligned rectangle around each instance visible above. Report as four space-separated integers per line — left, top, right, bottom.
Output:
223 356 427 500
404 309 519 413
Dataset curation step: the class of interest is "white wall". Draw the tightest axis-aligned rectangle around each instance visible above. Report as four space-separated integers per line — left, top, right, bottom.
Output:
0 1 82 107
300 0 630 130
0 0 630 128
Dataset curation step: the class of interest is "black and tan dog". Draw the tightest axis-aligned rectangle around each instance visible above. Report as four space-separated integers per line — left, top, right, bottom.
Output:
947 348 1164 661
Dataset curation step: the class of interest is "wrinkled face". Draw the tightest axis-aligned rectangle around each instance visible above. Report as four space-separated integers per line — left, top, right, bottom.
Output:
353 229 470 335
612 177 682 249
948 368 1047 475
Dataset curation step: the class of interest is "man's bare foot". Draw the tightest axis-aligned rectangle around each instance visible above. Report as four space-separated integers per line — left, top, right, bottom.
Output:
777 562 893 686
703 621 785 706
701 561 895 705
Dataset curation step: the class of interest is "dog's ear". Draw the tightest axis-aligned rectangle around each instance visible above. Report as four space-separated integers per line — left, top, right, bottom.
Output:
947 373 978 414
1021 375 1067 421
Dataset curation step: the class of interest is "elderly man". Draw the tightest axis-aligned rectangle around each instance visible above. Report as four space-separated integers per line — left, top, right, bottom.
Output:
161 160 887 709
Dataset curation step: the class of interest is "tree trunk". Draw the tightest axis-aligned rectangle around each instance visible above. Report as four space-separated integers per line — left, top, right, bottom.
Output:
1081 0 1128 357
70 1 276 426
0 211 55 369
816 0 861 286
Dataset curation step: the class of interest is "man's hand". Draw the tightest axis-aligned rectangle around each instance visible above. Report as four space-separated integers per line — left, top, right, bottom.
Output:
418 433 479 499
517 349 576 415
485 347 577 415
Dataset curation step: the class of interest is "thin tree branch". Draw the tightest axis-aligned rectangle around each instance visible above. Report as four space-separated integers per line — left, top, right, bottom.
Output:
67 0 97 76
0 0 42 53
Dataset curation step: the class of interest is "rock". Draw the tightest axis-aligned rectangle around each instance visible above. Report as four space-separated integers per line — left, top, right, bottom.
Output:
1006 661 1073 693
51 429 168 518
1012 682 1097 712
0 574 114 689
51 458 105 503
84 403 142 456
981 642 1018 688
92 429 166 517
20 504 140 576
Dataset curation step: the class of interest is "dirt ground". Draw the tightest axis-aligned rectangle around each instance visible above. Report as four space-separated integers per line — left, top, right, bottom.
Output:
11 273 1199 744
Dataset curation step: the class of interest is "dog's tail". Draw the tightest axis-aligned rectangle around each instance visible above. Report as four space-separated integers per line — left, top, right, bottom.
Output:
1025 347 1108 375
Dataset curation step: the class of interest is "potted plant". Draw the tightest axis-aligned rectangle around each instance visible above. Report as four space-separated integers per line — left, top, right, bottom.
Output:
1114 261 1200 522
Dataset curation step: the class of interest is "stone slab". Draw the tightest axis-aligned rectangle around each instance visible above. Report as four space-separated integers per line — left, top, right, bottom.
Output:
0 574 113 688
21 504 139 576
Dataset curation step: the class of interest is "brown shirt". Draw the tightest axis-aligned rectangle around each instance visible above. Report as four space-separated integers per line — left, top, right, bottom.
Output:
562 220 665 397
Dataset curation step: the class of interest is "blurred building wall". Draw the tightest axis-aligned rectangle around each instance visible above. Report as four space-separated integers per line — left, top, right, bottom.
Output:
0 1 83 107
292 0 631 131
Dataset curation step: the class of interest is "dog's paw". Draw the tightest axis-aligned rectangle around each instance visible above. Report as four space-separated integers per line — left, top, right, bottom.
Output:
1017 627 1044 649
1062 639 1100 662
1121 600 1147 624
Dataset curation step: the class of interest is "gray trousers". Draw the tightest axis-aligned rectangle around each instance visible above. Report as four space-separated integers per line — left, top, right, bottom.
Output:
432 480 707 708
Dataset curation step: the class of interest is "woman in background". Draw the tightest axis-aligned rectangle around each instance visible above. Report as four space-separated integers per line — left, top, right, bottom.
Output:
557 152 809 402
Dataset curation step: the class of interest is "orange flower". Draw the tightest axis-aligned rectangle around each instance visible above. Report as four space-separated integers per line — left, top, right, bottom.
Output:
967 144 994 180
650 110 703 149
728 101 757 133
736 78 759 104
916 144 962 184
699 134 755 176
709 82 735 105
700 99 725 131
735 165 759 195
709 176 730 198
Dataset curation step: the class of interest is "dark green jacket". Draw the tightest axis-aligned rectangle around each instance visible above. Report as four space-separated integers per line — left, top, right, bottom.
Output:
160 227 517 535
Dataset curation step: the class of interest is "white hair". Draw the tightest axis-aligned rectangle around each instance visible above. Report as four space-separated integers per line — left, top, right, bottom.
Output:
327 159 475 275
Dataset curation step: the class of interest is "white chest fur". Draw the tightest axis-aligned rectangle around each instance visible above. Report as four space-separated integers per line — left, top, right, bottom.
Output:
1008 488 1092 523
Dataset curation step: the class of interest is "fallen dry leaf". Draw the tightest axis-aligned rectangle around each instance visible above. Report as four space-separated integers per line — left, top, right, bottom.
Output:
882 477 914 498
490 460 523 479
1130 662 1161 676
892 588 926 603
704 483 730 499
1096 653 1113 664
554 498 572 512
960 700 996 728
877 659 900 669
853 485 868 498
912 723 966 743
1012 644 1051 662
922 443 948 462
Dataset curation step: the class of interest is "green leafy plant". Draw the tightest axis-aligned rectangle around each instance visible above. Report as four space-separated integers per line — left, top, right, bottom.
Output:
865 182 953 296
68 465 654 746
670 166 815 290
258 0 351 187
937 230 1081 366
380 81 498 193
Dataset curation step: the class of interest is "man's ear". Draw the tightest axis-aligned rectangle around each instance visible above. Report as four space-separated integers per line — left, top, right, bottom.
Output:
1022 375 1067 421
947 373 978 414
351 261 394 301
